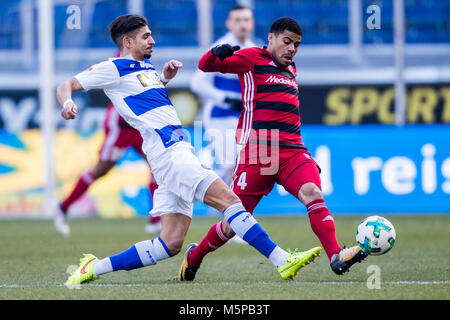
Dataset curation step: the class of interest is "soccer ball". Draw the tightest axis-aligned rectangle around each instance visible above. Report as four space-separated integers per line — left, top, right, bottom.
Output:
356 216 396 255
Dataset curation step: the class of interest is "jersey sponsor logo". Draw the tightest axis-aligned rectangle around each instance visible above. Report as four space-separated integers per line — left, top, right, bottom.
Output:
137 71 162 87
265 75 298 89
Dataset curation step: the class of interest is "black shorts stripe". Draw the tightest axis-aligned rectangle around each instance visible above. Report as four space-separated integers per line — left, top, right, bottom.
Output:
252 120 301 135
254 65 295 78
254 100 300 115
257 84 298 96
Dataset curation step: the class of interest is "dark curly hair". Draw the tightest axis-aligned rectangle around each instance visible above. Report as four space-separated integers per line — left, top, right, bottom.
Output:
270 17 302 36
109 14 148 49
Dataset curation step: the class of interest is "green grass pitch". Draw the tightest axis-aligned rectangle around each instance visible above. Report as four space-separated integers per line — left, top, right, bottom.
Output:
0 215 449 300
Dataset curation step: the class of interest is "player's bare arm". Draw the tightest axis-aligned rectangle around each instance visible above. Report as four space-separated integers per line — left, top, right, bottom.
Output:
161 59 183 84
57 77 83 120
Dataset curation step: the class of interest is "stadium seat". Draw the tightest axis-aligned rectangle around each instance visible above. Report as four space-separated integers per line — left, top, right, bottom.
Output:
0 0 448 49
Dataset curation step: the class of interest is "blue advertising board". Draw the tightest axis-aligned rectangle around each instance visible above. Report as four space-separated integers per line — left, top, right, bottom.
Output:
194 124 450 215
1 124 448 218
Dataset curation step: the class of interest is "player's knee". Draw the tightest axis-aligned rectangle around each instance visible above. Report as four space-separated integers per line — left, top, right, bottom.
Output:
164 237 184 256
223 189 241 207
299 183 323 203
203 178 241 212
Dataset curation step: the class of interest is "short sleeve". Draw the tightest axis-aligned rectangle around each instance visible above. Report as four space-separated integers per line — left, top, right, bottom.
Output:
74 60 120 91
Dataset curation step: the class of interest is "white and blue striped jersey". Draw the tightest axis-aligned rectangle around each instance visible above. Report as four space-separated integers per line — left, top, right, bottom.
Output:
75 54 189 161
190 32 256 127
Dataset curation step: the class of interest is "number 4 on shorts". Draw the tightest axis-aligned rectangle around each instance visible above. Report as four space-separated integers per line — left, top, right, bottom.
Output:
237 172 247 190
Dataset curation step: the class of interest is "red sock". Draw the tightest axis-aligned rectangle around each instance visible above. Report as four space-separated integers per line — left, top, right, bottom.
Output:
188 221 231 267
60 172 95 213
149 176 160 223
307 199 341 261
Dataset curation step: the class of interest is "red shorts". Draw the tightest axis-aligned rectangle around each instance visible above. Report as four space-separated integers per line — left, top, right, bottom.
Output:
99 106 143 162
232 145 321 213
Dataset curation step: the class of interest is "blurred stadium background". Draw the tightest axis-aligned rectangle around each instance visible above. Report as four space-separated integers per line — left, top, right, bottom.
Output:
0 0 449 220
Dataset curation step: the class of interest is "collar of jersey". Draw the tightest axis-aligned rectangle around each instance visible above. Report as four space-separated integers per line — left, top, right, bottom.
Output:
110 54 152 68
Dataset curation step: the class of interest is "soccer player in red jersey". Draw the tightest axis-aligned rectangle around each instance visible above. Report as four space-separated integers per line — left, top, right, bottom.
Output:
53 102 161 237
179 17 368 280
62 15 321 286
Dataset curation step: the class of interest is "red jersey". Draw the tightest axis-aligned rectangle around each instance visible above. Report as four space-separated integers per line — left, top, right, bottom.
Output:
198 47 304 149
106 103 133 128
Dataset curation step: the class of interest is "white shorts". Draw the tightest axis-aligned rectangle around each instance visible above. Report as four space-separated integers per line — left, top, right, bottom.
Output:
147 143 219 218
149 184 193 218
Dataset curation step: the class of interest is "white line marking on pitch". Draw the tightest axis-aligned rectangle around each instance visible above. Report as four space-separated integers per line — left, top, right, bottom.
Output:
1 281 449 288
0 283 145 288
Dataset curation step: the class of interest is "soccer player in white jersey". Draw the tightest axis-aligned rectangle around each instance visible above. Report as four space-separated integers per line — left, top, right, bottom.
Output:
191 5 255 185
60 14 321 285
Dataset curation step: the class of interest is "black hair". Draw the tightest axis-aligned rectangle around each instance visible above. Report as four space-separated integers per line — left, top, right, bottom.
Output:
109 14 148 49
270 17 302 36
228 5 251 16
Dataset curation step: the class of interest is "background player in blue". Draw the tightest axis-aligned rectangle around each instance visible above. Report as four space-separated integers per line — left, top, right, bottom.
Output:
191 5 256 185
59 14 321 286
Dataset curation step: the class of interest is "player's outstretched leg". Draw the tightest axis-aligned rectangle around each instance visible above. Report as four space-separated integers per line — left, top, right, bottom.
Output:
65 213 189 286
179 221 230 281
186 179 321 281
179 243 199 281
330 247 368 275
278 247 322 280
180 195 262 281
306 198 367 275
180 225 322 281
65 236 173 286
65 253 99 286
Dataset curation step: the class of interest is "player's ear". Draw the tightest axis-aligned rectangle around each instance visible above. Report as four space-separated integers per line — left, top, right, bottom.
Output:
123 35 132 49
225 18 231 31
267 32 275 44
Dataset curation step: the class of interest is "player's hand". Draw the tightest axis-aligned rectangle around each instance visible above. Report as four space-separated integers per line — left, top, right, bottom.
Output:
61 101 78 120
162 60 183 81
211 44 240 61
224 97 243 112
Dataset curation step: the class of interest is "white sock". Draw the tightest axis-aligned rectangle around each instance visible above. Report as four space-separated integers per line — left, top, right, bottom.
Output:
223 202 280 259
268 246 287 267
93 258 113 276
95 237 172 275
134 237 172 263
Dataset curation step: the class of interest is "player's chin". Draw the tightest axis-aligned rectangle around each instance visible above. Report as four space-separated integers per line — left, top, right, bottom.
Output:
143 53 151 59
282 56 293 65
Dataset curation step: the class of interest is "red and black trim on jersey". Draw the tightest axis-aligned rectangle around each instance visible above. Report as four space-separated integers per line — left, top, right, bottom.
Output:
198 46 306 149
238 48 304 149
